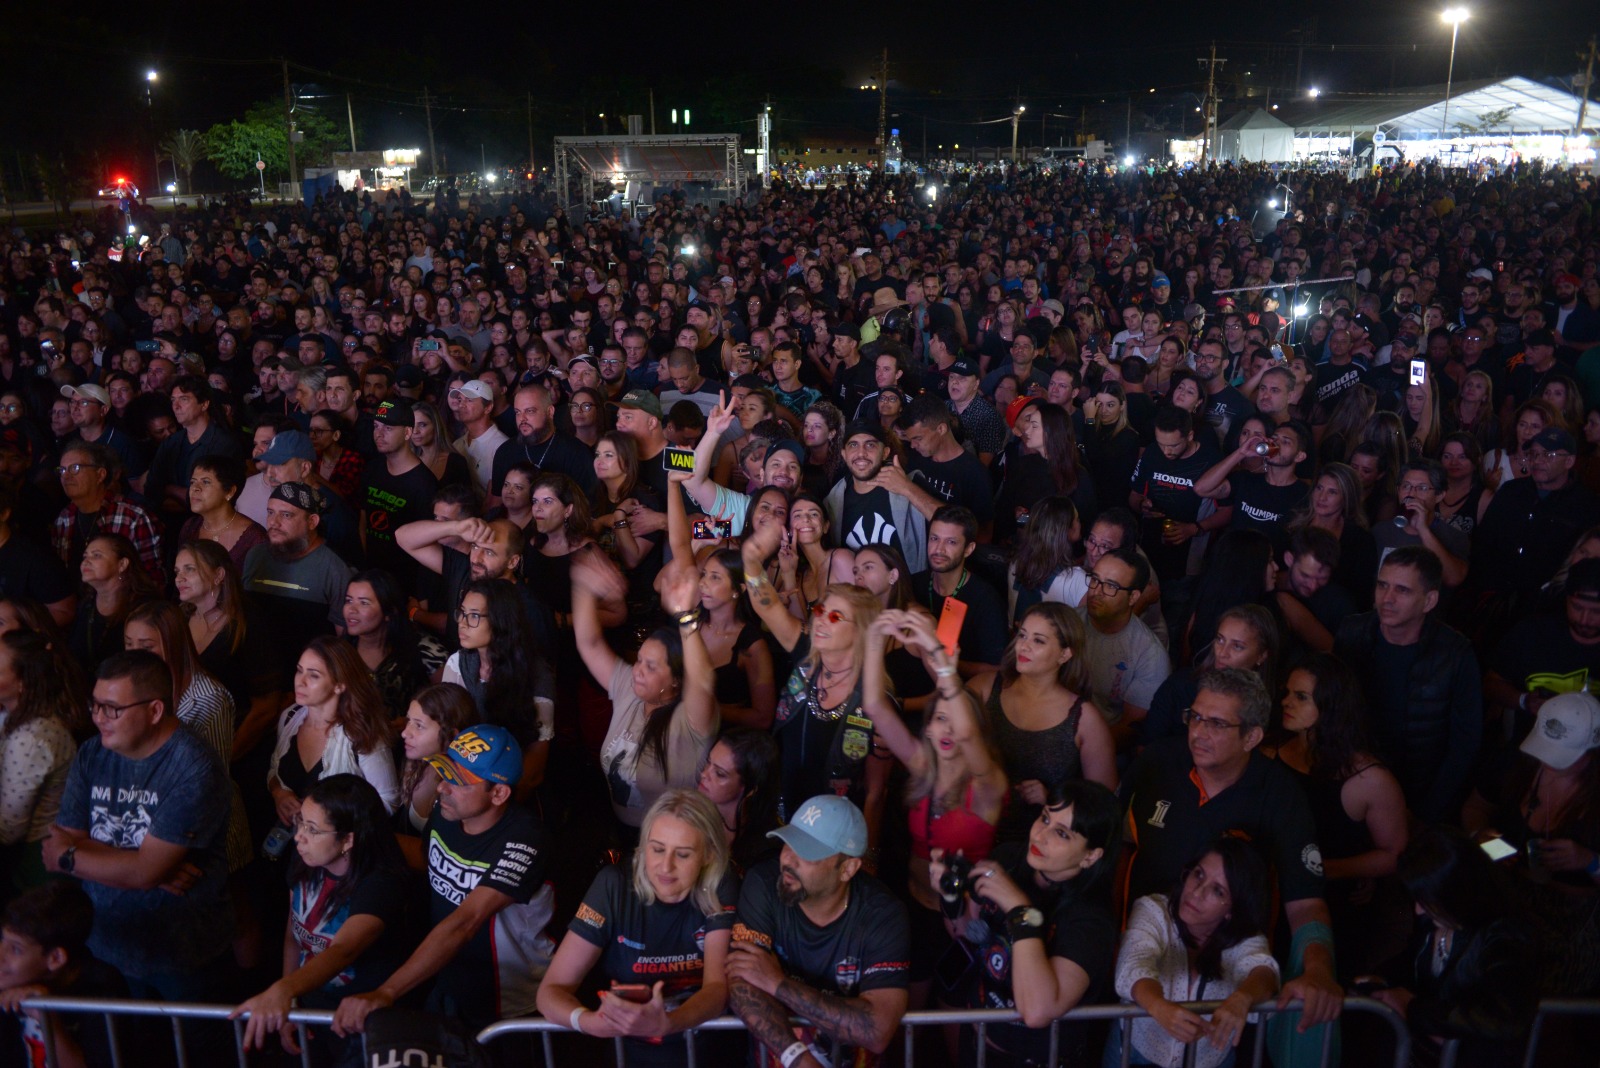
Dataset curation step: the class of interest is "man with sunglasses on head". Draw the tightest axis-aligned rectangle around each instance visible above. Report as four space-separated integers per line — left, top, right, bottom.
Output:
1118 668 1344 1038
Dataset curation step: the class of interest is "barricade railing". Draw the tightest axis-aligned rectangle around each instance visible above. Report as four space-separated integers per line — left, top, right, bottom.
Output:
1434 996 1600 1068
18 996 346 1068
475 996 1412 1068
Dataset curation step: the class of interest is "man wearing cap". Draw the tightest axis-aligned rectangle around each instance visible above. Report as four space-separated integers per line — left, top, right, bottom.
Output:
615 387 672 499
358 398 438 584
61 383 143 485
945 356 1007 467
686 392 807 537
241 481 353 702
727 794 909 1068
259 429 365 566
333 725 555 1039
1147 274 1181 322
1504 328 1563 412
1487 558 1600 733
826 322 876 419
825 421 927 574
449 379 509 496
1470 425 1600 603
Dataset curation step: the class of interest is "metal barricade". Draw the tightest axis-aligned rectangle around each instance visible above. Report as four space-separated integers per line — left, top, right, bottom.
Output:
1436 996 1600 1068
475 996 1413 1068
18 996 347 1068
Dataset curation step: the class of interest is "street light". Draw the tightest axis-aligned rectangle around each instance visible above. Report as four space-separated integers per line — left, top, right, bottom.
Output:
1441 7 1470 139
1011 105 1026 169
145 70 160 198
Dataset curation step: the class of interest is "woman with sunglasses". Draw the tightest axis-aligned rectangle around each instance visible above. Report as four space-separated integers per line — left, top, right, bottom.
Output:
232 774 412 1065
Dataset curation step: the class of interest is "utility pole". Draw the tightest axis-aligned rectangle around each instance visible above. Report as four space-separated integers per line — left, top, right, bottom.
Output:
527 92 535 174
421 86 438 180
1197 43 1227 165
649 88 656 135
1010 92 1025 170
1577 35 1598 136
876 47 889 173
346 93 357 152
282 60 298 189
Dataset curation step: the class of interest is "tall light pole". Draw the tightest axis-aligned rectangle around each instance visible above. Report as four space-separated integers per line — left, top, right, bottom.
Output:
1011 105 1025 169
146 70 160 195
1441 8 1470 138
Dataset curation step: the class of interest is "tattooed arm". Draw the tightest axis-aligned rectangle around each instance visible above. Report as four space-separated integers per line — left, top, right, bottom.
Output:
728 976 817 1065
772 980 907 1054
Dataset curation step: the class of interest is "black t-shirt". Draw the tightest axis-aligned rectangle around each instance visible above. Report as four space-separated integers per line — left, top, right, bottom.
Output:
489 431 597 496
969 841 1117 1064
840 485 907 561
1130 439 1218 579
1492 612 1597 703
1120 738 1325 906
829 358 878 418
570 862 738 1051
424 801 555 1025
1223 472 1308 548
360 458 439 585
0 956 128 1068
0 531 74 606
907 449 994 523
733 859 910 1066
1202 385 1250 446
911 569 1008 666
289 865 414 1007
1313 360 1367 415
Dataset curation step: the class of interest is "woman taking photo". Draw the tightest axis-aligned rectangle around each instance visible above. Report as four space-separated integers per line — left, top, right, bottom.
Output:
342 569 445 722
1111 837 1281 1068
68 533 158 675
970 603 1117 842
0 629 82 893
589 431 658 572
397 683 476 834
571 551 718 838
268 636 402 823
410 401 472 488
440 579 555 796
1266 653 1409 976
930 779 1121 1067
179 454 266 572
537 789 738 1067
696 726 781 875
232 775 413 1066
863 609 1008 1004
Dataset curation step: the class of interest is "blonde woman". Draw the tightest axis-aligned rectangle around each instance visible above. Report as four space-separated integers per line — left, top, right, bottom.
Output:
537 789 736 1060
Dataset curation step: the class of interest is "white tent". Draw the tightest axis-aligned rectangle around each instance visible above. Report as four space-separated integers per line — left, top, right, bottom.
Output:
1215 109 1295 163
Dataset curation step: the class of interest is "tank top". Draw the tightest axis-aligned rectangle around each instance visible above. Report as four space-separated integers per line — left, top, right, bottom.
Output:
908 781 999 861
988 676 1084 842
711 622 765 709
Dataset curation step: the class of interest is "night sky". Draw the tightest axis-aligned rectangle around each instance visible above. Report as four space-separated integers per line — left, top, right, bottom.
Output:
3 1 1595 187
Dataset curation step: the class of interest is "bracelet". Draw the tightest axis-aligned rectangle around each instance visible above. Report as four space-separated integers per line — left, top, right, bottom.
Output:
675 609 700 627
569 1007 588 1032
780 1041 810 1068
613 517 629 529
407 603 419 621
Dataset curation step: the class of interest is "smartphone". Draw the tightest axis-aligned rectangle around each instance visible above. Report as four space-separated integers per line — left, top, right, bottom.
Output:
134 340 160 353
1480 836 1518 862
936 597 968 657
40 340 55 355
1409 359 1426 386
418 339 442 353
609 984 653 1004
664 445 697 473
1086 335 1100 355
693 518 733 540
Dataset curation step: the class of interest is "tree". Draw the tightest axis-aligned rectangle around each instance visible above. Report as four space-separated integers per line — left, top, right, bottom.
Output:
204 98 345 183
159 129 207 193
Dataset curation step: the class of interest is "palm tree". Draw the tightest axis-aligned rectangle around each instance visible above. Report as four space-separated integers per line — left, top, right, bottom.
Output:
159 129 207 194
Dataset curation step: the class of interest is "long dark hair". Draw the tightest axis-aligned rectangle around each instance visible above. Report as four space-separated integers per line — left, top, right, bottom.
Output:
854 543 914 610
1166 836 1272 982
301 636 393 756
703 549 753 626
1186 530 1276 665
286 774 408 916
1012 496 1079 592
1036 402 1080 495
0 629 89 738
1292 652 1374 781
1399 825 1511 932
1039 779 1120 898
530 471 592 549
712 725 780 845
346 568 421 666
635 626 686 778
460 578 549 740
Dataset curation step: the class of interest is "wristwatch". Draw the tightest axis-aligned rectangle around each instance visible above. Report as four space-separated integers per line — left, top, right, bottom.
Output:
59 846 76 875
1005 904 1045 941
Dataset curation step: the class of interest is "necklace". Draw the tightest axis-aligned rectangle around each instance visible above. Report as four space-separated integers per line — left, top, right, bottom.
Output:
202 512 242 537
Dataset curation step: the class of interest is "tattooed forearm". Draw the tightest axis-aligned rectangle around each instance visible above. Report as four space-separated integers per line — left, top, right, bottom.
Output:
728 977 802 1055
773 978 884 1050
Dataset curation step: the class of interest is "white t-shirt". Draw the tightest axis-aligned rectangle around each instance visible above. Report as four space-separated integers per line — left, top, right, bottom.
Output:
456 426 510 495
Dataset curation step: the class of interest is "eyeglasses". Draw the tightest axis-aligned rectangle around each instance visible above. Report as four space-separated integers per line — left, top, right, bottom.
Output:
1528 448 1569 461
454 607 487 627
570 402 597 412
1085 573 1131 595
810 603 855 625
292 815 337 836
89 698 154 721
56 463 102 477
1183 708 1247 734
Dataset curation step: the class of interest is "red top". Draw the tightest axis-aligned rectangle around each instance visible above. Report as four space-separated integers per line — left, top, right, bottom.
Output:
908 780 999 861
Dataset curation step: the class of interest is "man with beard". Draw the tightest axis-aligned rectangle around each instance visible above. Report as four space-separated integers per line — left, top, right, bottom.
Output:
259 429 365 565
488 382 595 505
1076 547 1170 749
823 421 927 574
1486 558 1600 733
909 505 1007 675
727 795 909 1068
685 392 805 536
396 514 539 649
241 481 353 689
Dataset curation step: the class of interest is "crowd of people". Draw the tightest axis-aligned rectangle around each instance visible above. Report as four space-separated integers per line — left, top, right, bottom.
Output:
0 156 1598 1068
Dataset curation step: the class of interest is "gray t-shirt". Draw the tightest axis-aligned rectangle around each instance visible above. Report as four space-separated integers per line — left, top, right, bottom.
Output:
1075 606 1172 726
598 661 715 828
1372 518 1470 578
56 727 233 979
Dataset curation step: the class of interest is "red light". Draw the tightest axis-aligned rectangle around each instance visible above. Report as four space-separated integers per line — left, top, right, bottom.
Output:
115 177 128 185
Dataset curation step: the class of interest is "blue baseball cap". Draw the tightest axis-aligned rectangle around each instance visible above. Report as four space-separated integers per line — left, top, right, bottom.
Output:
427 724 523 787
768 795 868 860
260 429 316 464
1151 274 1171 288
